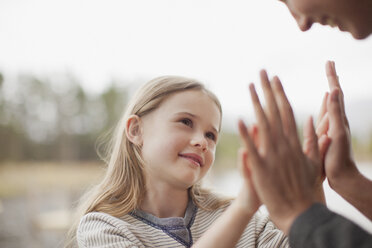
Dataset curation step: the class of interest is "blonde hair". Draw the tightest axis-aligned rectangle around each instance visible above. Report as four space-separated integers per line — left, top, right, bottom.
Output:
65 76 229 247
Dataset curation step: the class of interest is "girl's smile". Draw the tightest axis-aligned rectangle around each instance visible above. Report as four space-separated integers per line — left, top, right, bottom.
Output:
139 89 221 189
179 153 204 167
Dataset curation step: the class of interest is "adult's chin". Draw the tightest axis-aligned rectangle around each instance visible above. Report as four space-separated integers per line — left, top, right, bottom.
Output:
349 25 372 40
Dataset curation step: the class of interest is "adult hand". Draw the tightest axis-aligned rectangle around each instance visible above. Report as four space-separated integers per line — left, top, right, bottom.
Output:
321 61 372 221
238 70 325 234
322 61 358 186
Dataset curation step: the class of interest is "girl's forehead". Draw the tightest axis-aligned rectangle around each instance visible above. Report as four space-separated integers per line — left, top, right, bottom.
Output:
158 90 222 126
162 90 219 110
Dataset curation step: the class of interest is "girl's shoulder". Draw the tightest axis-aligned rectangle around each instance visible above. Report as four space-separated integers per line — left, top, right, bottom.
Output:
77 211 133 237
77 211 145 247
195 190 233 211
79 211 130 228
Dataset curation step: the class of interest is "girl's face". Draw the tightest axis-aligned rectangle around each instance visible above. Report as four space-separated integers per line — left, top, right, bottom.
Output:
140 90 221 189
280 0 371 39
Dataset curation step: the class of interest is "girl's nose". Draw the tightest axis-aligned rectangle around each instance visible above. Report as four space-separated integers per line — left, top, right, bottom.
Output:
191 134 208 152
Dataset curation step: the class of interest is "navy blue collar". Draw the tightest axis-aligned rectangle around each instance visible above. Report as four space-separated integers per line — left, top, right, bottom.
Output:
130 199 197 247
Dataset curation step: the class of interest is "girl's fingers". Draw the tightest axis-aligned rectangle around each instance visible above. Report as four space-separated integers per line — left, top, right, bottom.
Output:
316 92 329 127
302 116 320 162
318 134 331 164
238 119 262 171
241 149 252 180
237 147 248 178
271 76 301 150
260 70 284 138
249 123 259 148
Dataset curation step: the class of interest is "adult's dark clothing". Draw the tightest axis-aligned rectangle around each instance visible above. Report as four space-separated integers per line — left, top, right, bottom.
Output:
289 203 372 248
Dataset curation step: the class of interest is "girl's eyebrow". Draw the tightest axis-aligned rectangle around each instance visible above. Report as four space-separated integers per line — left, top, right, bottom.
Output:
174 112 219 133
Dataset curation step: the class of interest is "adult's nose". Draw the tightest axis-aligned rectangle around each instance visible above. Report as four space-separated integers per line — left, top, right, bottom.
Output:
296 15 313 31
288 7 313 31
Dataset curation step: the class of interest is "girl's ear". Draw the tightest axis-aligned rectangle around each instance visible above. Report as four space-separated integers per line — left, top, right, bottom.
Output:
125 115 143 146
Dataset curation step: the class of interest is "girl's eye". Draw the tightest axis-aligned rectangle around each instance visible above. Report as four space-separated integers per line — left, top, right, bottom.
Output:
206 132 216 141
180 118 193 127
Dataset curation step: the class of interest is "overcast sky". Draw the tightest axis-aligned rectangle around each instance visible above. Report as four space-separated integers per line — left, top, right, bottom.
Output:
1 0 371 131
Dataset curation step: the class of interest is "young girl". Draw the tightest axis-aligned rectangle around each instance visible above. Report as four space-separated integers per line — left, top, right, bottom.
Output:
68 76 289 247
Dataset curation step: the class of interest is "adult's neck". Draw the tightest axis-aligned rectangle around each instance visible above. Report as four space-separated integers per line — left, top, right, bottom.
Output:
140 181 189 218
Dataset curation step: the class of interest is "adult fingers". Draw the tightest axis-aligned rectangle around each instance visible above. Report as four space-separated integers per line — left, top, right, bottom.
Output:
260 70 284 138
271 76 301 149
326 61 341 91
327 89 346 133
326 61 347 122
316 92 329 127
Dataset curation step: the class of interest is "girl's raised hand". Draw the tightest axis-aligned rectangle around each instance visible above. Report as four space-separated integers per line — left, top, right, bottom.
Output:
315 92 331 168
238 70 324 234
305 90 331 198
316 92 329 138
236 124 261 215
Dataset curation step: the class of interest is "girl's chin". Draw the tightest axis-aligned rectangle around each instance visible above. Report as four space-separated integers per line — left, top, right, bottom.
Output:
177 175 200 188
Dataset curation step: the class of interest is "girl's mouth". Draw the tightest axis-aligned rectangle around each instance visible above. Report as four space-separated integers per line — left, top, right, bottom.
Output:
179 153 203 167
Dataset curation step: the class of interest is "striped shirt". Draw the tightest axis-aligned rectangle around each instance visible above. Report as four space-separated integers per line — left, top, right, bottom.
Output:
77 193 289 247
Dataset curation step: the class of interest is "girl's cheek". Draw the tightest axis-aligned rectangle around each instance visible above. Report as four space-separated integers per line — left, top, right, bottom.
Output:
168 134 185 147
210 148 216 160
209 142 217 153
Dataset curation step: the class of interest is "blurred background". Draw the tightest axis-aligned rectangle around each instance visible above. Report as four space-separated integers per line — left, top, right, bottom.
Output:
0 0 371 247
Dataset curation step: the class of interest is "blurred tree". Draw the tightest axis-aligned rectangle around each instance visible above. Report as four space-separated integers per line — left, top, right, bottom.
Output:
215 131 240 169
0 72 370 165
0 72 3 87
0 72 129 162
368 129 372 158
100 83 128 132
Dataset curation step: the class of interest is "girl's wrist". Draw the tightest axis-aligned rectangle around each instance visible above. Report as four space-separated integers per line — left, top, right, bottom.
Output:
229 199 255 228
234 190 259 217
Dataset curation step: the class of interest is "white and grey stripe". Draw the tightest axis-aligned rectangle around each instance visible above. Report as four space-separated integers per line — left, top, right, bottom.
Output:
77 193 289 247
